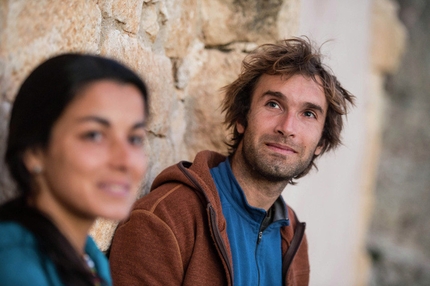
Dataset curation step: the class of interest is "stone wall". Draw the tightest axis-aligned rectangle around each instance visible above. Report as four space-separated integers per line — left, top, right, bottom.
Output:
368 0 430 284
1 1 413 284
0 0 300 249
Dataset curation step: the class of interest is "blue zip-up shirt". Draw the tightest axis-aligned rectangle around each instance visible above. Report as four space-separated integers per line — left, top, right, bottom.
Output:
210 158 290 286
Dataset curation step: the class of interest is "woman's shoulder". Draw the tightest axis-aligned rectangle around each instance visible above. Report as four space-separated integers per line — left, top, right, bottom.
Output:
0 221 63 285
0 221 37 247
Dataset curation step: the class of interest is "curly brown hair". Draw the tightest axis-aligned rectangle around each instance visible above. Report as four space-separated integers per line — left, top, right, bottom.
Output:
221 37 355 182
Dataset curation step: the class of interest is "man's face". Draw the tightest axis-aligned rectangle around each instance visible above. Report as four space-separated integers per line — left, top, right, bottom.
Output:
235 74 327 182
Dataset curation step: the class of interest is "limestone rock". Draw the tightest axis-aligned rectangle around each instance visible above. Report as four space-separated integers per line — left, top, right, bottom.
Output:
89 218 119 252
164 0 200 58
372 0 407 74
184 47 246 158
100 28 176 138
1 0 101 101
201 0 299 46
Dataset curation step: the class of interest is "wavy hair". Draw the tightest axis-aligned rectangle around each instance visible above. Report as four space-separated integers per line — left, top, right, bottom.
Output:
221 37 355 182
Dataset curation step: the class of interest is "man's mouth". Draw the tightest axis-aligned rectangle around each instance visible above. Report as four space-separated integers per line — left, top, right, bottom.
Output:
265 142 297 155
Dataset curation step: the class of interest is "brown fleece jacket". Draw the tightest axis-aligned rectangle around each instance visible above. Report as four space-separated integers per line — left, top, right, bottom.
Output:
109 150 310 285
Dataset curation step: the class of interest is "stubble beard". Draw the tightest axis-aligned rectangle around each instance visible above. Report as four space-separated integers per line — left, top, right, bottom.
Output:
240 133 316 183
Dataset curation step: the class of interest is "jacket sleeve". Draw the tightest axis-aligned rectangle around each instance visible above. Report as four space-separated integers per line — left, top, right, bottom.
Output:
109 209 185 286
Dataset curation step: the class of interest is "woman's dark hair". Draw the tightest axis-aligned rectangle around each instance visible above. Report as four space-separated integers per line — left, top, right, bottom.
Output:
221 37 355 184
1 53 149 285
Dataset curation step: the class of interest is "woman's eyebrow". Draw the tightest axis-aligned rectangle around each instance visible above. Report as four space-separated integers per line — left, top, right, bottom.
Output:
132 121 146 130
76 116 147 129
76 116 110 126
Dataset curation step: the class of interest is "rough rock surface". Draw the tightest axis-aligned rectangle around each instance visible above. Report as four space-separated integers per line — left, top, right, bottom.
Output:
0 0 299 250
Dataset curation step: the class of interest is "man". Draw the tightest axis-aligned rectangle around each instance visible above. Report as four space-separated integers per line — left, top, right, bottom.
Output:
109 37 355 286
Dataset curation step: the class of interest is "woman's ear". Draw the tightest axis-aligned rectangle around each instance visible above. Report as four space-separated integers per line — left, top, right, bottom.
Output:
23 148 45 175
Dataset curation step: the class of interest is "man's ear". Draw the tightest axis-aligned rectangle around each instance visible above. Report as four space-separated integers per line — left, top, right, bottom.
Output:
315 134 327 156
22 148 45 174
314 145 323 156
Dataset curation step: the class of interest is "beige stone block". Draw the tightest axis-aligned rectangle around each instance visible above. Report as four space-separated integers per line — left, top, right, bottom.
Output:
164 0 200 58
98 0 114 18
100 0 145 35
201 0 293 46
89 218 119 252
170 100 189 158
144 135 177 194
113 0 144 34
141 2 160 42
184 48 246 157
175 39 206 89
1 0 101 101
372 0 407 74
201 0 236 46
100 28 176 137
277 0 301 39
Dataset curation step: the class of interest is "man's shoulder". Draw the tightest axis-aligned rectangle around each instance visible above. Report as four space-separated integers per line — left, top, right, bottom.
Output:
133 182 205 213
146 150 227 201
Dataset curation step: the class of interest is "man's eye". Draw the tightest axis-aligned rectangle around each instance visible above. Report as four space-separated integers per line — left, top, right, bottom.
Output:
304 111 316 118
267 101 280 109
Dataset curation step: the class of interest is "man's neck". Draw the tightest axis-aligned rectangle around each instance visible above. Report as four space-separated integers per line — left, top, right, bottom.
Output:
230 153 289 211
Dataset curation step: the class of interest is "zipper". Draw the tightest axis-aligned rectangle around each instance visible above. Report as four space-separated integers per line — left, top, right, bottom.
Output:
257 231 263 244
178 162 234 285
208 205 234 285
255 230 263 285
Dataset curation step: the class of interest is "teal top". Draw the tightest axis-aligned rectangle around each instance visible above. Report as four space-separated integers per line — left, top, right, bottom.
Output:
0 222 112 286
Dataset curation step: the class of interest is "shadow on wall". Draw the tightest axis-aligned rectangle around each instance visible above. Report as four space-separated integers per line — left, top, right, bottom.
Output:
0 101 16 202
367 0 430 285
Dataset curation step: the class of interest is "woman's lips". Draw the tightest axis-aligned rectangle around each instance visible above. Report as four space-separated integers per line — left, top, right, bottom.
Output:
98 181 131 196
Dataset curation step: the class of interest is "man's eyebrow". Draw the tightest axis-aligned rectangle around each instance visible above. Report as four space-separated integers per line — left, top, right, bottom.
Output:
262 90 325 115
262 90 285 99
304 102 325 115
76 116 146 129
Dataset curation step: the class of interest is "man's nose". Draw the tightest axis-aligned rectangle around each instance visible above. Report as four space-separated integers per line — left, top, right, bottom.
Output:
276 112 297 137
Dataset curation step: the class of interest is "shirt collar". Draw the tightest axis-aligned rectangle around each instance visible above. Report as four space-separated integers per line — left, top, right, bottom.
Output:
213 158 289 225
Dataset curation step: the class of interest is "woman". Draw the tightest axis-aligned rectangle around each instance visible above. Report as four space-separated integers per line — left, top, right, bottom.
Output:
0 53 149 285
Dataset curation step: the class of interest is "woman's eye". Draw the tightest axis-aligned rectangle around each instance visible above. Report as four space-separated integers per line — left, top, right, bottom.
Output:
82 131 103 142
129 135 144 147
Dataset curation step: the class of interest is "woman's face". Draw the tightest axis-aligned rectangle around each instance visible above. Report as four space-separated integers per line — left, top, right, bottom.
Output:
26 80 147 222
